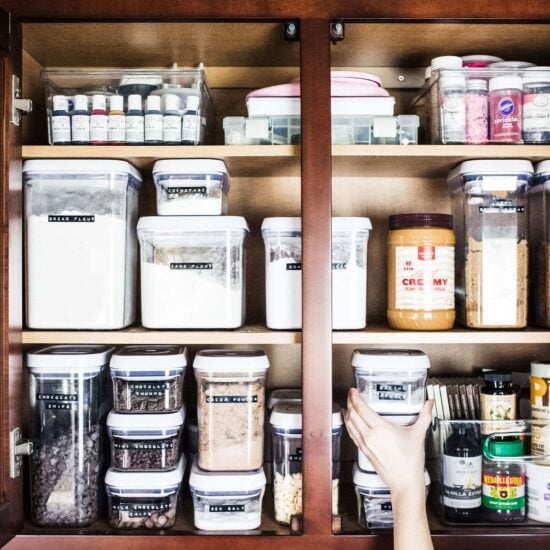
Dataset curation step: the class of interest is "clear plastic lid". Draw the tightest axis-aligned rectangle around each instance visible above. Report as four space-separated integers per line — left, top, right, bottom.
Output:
351 349 430 372
267 388 302 410
137 215 249 233
189 458 266 493
261 217 372 235
270 402 343 430
22 159 142 182
193 349 269 373
110 345 188 372
153 159 228 177
448 160 534 185
107 407 186 431
430 56 462 71
26 345 114 372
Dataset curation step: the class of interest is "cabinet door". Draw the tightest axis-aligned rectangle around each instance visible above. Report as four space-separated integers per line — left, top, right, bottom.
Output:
0 7 24 546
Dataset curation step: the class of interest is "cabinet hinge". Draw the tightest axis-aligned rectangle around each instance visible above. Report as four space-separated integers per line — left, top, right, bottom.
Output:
330 20 345 43
11 74 33 126
284 20 300 41
10 427 33 479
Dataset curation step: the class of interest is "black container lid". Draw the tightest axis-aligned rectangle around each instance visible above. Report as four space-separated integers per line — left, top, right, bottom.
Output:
483 371 513 383
389 213 453 230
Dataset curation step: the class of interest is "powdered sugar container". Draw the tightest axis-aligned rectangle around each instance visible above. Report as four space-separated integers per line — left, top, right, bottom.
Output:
193 350 269 472
24 159 141 329
137 216 248 328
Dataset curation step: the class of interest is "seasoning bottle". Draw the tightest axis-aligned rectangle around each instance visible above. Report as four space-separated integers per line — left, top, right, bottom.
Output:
443 424 482 522
489 76 523 143
387 213 455 331
51 95 71 145
107 95 126 144
439 75 466 144
125 94 144 144
90 94 108 144
163 94 182 144
465 79 488 144
144 95 163 144
480 371 516 436
530 361 550 462
482 438 525 523
522 68 550 144
71 94 90 144
182 95 200 144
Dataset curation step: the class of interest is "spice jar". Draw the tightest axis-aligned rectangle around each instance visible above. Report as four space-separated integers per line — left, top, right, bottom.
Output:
387 213 455 330
522 68 550 144
530 361 550 462
489 76 523 143
480 371 516 435
465 79 488 144
194 349 269 472
439 75 466 144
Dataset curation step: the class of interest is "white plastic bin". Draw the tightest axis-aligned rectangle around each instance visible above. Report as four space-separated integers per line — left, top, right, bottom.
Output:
152 159 230 215
24 159 141 329
261 217 372 329
137 216 249 328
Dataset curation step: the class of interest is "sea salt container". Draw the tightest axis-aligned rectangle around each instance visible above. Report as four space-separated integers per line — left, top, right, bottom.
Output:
105 457 185 529
110 345 187 413
189 458 266 531
448 160 533 328
352 349 430 415
152 159 230 215
261 217 372 330
23 159 141 329
27 345 113 527
107 407 185 471
194 350 269 472
137 216 249 329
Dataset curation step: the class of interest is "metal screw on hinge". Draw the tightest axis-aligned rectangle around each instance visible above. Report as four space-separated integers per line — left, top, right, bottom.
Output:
330 20 345 43
398 75 405 82
284 20 300 41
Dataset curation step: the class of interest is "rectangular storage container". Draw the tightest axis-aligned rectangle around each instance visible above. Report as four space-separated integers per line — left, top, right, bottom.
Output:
261 217 372 330
152 159 230 215
447 160 533 328
24 159 141 329
110 345 187 413
27 345 113 527
194 350 269 472
105 457 185 529
42 66 212 145
107 408 185 471
137 216 248 329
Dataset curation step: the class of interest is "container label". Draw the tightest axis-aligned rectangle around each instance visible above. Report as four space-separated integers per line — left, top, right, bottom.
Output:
114 502 171 518
129 381 170 397
108 114 126 142
523 93 550 132
442 455 482 509
170 262 213 270
479 205 524 214
480 393 516 434
206 395 258 404
182 114 199 142
163 115 181 143
126 116 145 142
144 113 163 142
71 114 90 142
90 114 108 141
52 115 71 143
208 505 246 513
394 245 455 310
285 262 347 271
490 94 521 141
166 186 207 197
531 375 550 408
482 473 525 510
48 215 95 223
441 96 466 143
113 438 175 451
289 448 303 462
286 263 302 271
376 383 406 401
37 392 78 410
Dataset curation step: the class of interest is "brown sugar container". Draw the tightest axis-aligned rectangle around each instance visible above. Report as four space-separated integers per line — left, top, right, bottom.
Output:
387 213 455 330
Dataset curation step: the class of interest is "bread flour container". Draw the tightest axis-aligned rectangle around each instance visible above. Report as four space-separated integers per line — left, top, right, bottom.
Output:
24 159 141 329
137 216 248 328
261 217 372 329
152 159 230 215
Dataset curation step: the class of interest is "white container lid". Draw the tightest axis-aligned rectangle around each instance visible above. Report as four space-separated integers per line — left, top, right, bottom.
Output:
535 160 550 179
110 345 188 372
153 159 228 176
137 216 249 233
351 349 430 371
27 345 114 371
193 349 269 373
261 217 372 233
270 402 343 430
23 159 142 182
107 407 186 430
490 61 535 69
523 67 550 84
267 388 302 410
189 458 266 493
353 463 430 489
489 75 523 92
461 55 503 65
531 361 550 378
431 56 462 71
448 159 534 183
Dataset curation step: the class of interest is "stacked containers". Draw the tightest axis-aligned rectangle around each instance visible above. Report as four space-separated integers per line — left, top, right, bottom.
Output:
105 346 188 529
191 350 269 530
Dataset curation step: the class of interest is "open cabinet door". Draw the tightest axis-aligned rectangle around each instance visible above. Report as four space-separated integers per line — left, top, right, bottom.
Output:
0 7 24 547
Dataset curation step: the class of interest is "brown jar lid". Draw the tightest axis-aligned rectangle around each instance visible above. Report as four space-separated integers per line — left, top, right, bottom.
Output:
389 213 453 230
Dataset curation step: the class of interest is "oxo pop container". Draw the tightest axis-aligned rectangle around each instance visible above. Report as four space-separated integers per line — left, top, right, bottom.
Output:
110 345 187 413
448 160 533 328
137 216 249 329
261 217 372 329
152 159 230 215
194 350 269 472
27 345 113 527
105 457 185 529
24 159 141 329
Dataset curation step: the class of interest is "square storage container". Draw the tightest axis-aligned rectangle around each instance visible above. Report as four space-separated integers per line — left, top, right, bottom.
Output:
23 159 141 329
189 458 267 531
269 402 343 524
267 389 302 411
261 217 372 330
194 350 269 472
152 159 230 215
107 407 185 471
27 345 113 527
105 457 185 529
137 216 249 329
352 349 430 415
110 345 187 413
448 160 533 328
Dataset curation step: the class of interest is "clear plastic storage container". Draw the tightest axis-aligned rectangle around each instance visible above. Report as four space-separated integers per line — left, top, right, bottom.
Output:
27 345 113 527
267 389 302 411
352 349 430 415
23 159 142 329
189 458 266 531
261 217 372 330
152 159 230 215
105 457 185 529
107 407 185 471
110 345 187 413
270 402 343 524
137 216 249 329
194 350 270 472
448 160 533 328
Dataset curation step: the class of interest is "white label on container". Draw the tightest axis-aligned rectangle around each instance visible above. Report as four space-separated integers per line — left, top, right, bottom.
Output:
51 115 71 143
395 246 454 310
37 392 78 410
114 502 171 518
523 93 550 131
206 395 258 403
113 439 175 450
71 114 90 142
129 381 170 397
108 114 126 142
126 116 145 143
441 97 466 142
90 114 108 142
163 115 182 143
245 118 270 139
208 505 246 513
442 455 482 509
182 114 199 142
482 176 518 192
481 238 517 326
145 113 163 142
